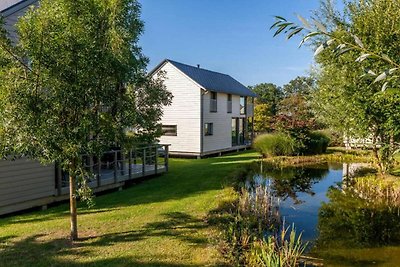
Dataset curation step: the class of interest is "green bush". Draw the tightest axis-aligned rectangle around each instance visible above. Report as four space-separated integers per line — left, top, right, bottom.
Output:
304 131 331 155
253 133 296 157
318 129 343 147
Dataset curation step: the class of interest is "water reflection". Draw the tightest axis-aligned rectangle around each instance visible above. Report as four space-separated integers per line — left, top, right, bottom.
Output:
246 161 400 251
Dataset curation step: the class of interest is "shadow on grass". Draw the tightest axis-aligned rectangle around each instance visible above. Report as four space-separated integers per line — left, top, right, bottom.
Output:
0 212 225 267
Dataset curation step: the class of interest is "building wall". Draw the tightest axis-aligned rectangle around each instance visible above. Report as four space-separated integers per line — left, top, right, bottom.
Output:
157 62 202 154
0 158 55 212
202 93 251 153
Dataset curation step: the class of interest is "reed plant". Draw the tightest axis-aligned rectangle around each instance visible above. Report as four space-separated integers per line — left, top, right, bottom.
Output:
352 175 400 208
223 182 308 266
246 224 307 267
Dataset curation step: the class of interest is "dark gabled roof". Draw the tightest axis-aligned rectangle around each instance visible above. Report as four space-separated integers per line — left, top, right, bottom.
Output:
151 59 256 97
0 0 37 17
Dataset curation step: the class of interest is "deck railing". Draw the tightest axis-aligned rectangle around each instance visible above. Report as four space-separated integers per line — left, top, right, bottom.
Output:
58 144 170 195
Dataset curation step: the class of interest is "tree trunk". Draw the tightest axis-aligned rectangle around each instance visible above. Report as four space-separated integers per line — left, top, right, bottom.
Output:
69 170 78 241
372 131 385 175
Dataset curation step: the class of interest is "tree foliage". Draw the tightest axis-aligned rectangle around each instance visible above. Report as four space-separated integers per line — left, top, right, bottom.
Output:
0 0 172 240
271 0 400 173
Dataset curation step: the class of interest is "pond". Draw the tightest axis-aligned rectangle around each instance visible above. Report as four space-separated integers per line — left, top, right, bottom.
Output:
247 162 400 266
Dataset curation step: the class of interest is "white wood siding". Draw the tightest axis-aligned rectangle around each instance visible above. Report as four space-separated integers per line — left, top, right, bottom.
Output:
203 94 254 153
156 62 201 153
202 93 248 152
0 159 55 208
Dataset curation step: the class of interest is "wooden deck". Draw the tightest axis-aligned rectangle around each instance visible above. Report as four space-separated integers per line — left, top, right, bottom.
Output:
0 144 170 216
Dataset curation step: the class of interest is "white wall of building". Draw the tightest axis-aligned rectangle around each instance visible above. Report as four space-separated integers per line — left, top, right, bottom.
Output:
156 62 202 154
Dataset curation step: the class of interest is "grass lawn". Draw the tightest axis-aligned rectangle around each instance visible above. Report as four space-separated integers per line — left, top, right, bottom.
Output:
0 151 259 267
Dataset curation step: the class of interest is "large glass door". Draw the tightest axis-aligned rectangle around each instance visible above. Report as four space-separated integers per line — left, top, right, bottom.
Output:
232 118 238 146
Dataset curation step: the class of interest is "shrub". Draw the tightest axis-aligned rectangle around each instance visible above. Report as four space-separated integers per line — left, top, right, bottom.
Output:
253 133 296 157
318 129 343 147
303 131 330 155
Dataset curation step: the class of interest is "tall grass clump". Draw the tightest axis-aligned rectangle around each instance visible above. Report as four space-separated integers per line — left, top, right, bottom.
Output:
253 133 296 157
246 224 307 267
221 179 308 266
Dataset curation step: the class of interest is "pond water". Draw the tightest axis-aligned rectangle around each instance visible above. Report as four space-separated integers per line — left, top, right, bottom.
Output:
247 162 400 266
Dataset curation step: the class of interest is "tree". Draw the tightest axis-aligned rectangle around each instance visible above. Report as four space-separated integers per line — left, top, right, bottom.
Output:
0 0 172 240
250 83 282 112
271 0 400 174
250 83 282 133
253 103 273 133
282 76 315 98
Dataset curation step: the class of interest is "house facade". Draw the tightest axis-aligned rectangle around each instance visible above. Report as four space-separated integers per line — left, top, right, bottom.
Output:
151 59 256 157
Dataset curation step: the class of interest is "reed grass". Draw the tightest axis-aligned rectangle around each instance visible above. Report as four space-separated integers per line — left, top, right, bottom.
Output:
246 224 308 267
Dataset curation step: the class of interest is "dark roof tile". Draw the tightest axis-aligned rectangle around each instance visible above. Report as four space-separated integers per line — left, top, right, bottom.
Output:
152 59 256 97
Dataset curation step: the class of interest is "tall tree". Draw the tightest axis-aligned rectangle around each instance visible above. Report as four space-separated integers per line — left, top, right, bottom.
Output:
0 0 171 240
282 76 315 97
271 0 400 173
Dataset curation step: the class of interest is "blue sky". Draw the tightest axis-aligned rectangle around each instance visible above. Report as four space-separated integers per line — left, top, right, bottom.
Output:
139 0 322 87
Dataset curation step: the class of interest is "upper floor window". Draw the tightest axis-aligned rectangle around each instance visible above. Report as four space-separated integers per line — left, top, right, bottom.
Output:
161 125 177 136
210 92 217 112
240 96 247 115
227 94 232 113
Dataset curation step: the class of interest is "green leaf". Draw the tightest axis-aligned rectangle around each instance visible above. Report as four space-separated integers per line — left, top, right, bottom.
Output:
336 48 353 57
389 68 398 74
274 15 287 22
287 28 303 40
314 44 325 56
269 20 282 30
273 23 293 37
299 32 321 47
297 14 311 29
373 71 388 83
355 53 370 62
313 19 327 33
382 82 388 91
382 54 392 62
353 35 364 48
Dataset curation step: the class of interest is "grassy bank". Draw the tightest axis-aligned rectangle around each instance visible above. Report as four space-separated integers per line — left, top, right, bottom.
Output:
0 151 259 267
262 147 373 167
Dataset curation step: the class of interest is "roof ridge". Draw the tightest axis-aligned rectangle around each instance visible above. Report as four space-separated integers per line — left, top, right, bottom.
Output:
166 59 230 77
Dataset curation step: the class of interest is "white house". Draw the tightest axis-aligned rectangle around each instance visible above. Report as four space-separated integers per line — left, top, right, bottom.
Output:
150 59 256 158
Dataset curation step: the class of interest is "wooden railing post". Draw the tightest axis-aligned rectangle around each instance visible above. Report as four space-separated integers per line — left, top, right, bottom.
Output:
121 150 125 176
155 145 158 175
165 145 169 172
97 155 101 187
128 149 132 179
114 151 118 183
56 163 62 196
142 147 146 176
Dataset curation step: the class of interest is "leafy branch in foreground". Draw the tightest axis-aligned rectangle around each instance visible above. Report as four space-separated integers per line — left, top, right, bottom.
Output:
270 14 400 91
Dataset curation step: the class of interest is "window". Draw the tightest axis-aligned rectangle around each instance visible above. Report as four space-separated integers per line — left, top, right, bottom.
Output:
210 92 217 112
240 96 247 115
204 123 213 136
227 94 232 113
161 125 177 136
